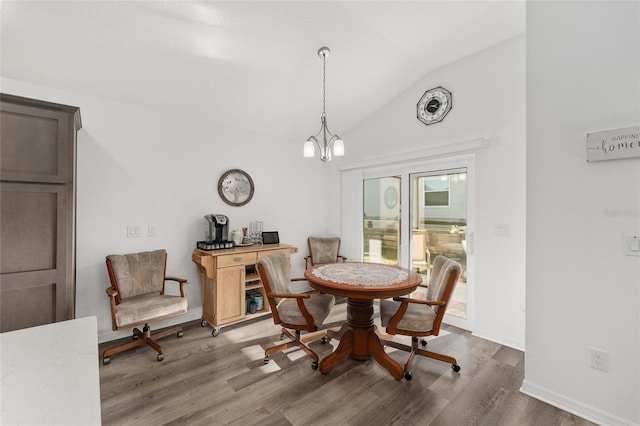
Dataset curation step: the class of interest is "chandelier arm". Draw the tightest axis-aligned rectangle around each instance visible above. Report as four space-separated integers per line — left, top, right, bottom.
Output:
311 124 325 139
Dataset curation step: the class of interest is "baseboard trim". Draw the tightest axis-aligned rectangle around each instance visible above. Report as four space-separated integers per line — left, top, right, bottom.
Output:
520 380 638 426
472 328 524 352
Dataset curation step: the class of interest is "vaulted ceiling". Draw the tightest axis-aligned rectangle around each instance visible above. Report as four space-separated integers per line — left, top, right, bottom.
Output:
0 1 525 141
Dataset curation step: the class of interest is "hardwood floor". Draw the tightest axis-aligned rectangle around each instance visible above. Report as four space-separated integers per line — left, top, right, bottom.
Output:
99 303 595 426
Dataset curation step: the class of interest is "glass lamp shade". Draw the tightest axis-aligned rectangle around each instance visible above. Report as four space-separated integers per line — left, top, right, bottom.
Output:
303 140 315 157
333 138 344 156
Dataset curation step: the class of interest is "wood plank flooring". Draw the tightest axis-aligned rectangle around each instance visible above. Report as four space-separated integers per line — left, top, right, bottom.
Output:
99 303 595 426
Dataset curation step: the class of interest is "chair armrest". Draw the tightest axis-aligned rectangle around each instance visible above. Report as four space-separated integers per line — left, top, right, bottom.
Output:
105 287 119 331
338 255 347 262
392 296 445 307
304 256 312 269
270 292 311 299
164 276 188 298
386 296 444 333
165 276 188 284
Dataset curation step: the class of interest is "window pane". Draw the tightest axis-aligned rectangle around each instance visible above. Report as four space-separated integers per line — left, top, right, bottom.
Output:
363 176 400 265
424 176 450 206
425 191 449 206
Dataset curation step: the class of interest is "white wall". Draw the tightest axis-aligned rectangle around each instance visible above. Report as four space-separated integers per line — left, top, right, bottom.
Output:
523 2 640 426
0 77 333 343
330 36 527 349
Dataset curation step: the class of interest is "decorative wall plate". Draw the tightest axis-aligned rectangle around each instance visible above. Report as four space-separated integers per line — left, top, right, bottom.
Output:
417 86 452 125
218 169 254 206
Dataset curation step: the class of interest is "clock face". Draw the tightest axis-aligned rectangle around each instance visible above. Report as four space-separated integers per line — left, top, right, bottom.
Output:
217 169 254 206
417 86 452 125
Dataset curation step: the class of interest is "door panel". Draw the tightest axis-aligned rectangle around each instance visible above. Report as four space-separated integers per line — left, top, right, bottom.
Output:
215 265 245 324
1 183 68 332
411 168 469 326
0 103 70 183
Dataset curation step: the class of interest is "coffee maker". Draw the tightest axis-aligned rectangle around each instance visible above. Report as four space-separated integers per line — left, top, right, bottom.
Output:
204 214 229 241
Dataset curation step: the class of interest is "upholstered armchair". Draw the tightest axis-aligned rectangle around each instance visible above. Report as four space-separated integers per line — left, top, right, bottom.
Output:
304 236 347 269
257 252 334 370
379 255 462 380
103 249 188 364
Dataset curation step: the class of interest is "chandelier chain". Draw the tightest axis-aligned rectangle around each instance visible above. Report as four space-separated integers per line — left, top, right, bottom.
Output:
322 53 326 116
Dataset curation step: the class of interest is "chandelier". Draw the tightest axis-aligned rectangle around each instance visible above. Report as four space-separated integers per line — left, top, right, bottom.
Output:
304 46 344 163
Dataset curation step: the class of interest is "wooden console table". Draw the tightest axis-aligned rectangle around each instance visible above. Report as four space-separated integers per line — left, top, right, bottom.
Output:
192 244 297 336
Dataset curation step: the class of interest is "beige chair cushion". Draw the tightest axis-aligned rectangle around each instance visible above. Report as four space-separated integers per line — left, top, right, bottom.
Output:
115 293 187 327
277 293 334 326
380 255 461 333
107 250 166 299
308 237 340 265
258 252 335 325
380 299 437 332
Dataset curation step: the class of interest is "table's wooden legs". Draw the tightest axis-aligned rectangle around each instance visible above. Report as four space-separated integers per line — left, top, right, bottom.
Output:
319 298 404 380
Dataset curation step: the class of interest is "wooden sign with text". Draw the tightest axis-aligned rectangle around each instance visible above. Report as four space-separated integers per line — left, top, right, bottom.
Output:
587 126 640 162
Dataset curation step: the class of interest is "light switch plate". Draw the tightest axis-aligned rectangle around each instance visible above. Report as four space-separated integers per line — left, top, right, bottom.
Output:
624 235 640 256
127 225 142 238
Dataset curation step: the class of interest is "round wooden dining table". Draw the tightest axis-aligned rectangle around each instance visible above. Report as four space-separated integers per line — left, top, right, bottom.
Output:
304 262 421 380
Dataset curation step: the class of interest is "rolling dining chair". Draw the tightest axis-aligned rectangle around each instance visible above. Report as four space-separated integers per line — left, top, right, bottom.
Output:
304 236 347 269
103 249 188 364
379 255 462 380
257 252 335 370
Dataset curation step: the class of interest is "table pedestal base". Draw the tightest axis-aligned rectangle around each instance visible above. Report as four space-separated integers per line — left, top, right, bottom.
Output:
319 298 403 380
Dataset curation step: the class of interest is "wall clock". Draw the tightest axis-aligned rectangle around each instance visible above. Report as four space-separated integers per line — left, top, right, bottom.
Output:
217 169 254 207
417 86 452 125
384 186 398 209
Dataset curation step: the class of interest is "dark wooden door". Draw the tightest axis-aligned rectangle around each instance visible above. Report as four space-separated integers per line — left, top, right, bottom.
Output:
0 94 81 332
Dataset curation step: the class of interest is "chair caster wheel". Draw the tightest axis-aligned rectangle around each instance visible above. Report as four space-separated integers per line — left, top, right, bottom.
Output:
132 333 138 341
321 336 329 344
157 353 164 362
264 356 270 365
201 320 208 327
311 361 318 370
404 371 412 380
280 331 285 340
177 331 184 338
420 339 427 347
103 357 110 365
212 328 220 337
452 364 461 372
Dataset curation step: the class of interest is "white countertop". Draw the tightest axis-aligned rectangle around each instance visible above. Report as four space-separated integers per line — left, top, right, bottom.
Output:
1 316 102 425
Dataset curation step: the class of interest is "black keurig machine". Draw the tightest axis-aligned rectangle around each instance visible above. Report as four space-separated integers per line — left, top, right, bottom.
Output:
198 214 233 250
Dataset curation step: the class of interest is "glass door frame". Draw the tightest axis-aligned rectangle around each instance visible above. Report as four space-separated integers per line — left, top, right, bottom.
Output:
361 154 475 331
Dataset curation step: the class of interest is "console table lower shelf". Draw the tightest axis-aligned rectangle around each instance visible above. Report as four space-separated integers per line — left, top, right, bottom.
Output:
192 243 297 336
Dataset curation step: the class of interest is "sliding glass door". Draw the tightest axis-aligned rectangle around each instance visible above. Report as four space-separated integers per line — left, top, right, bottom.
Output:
360 158 473 330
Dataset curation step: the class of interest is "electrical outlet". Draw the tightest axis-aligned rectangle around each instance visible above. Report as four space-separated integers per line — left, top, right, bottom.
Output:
589 347 609 372
148 224 157 237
